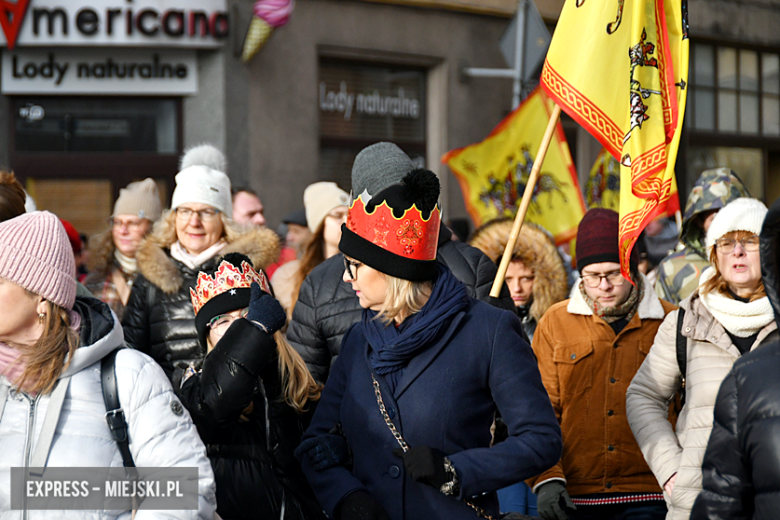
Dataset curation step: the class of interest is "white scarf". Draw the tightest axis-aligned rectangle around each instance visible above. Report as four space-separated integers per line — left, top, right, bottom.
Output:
698 268 775 337
113 250 137 275
170 240 226 270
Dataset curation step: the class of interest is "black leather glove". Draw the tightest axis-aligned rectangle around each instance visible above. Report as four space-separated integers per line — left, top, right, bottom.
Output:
336 490 391 520
246 281 286 335
392 445 449 489
536 481 576 520
295 433 350 471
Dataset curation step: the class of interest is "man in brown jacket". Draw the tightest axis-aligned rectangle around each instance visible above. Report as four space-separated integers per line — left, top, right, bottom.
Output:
528 209 676 520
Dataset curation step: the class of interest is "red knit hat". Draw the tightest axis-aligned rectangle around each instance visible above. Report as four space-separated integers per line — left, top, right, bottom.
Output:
576 208 637 272
59 219 82 255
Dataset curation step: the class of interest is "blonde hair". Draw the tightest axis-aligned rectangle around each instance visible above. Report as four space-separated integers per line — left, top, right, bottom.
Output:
702 230 766 302
15 301 80 395
275 331 321 412
147 209 242 249
375 274 433 325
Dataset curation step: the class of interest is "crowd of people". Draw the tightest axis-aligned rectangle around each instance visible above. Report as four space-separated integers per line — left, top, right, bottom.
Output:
0 140 777 520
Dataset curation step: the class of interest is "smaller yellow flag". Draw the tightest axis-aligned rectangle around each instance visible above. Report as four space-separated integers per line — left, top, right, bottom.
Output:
442 87 585 245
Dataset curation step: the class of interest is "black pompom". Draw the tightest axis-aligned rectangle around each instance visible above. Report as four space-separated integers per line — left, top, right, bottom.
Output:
402 169 440 215
216 252 253 269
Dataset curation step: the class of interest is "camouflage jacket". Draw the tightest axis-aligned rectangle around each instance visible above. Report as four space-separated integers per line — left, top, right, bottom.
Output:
654 247 710 304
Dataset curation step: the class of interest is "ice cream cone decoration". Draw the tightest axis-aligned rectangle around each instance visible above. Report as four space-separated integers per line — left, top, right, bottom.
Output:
241 0 294 63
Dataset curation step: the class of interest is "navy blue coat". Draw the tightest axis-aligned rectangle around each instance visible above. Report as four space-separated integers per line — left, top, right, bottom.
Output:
299 298 561 520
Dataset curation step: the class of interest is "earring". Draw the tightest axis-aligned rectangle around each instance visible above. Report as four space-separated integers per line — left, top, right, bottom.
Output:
38 313 46 324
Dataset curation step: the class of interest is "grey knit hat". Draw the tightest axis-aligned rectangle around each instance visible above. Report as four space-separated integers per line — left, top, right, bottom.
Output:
351 142 415 198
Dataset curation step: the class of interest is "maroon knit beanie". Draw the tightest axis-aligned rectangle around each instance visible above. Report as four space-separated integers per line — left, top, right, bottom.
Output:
576 208 637 272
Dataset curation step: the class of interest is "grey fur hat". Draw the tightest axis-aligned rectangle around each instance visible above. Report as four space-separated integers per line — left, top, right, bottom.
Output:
351 142 414 198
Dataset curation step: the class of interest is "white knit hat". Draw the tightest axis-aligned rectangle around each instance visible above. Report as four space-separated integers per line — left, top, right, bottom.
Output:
304 182 349 233
171 165 233 219
706 197 768 254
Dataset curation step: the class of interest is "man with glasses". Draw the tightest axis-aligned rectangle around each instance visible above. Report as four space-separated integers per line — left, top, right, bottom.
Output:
527 209 676 520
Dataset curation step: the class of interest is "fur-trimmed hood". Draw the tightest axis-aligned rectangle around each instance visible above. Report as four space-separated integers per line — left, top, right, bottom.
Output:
469 219 568 322
567 273 667 320
136 227 280 294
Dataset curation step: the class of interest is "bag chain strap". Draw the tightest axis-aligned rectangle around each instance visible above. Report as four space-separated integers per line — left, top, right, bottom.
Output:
370 373 496 520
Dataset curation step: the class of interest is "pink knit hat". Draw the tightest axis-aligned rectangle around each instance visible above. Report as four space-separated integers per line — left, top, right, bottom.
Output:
0 211 76 309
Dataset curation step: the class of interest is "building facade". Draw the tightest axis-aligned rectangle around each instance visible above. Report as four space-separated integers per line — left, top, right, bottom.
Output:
0 0 778 237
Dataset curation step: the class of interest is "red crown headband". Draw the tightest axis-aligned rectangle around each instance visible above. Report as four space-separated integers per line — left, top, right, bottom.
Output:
190 260 270 315
346 196 440 261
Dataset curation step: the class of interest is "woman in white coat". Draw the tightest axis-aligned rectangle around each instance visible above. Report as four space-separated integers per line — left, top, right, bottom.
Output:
626 198 778 520
0 211 216 519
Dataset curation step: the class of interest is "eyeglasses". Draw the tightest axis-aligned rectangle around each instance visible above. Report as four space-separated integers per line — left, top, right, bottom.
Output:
581 270 627 288
109 217 147 231
716 235 760 254
207 308 249 337
343 257 363 280
176 207 220 222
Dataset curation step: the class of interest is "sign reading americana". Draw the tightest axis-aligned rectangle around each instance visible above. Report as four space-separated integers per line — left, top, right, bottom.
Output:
0 0 228 49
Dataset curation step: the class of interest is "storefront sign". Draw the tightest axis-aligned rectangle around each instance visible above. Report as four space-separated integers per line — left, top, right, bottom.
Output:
319 61 426 142
2 48 198 94
0 0 227 49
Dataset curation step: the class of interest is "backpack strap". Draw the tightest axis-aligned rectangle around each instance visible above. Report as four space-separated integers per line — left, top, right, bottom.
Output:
28 375 71 476
676 308 687 407
101 348 136 471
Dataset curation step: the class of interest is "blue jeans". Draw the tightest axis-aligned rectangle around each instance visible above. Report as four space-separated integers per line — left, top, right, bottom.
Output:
497 482 537 516
567 501 667 520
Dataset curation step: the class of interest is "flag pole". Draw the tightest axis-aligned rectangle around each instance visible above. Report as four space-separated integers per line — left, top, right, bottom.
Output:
490 103 562 298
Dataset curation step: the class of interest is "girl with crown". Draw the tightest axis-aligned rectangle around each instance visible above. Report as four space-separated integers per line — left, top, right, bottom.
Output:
295 169 562 520
179 252 324 520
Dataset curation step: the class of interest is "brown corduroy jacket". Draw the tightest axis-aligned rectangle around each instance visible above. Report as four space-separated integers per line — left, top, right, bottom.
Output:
527 274 677 497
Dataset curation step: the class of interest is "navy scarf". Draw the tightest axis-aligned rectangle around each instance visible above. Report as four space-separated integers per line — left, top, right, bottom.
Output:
363 264 469 392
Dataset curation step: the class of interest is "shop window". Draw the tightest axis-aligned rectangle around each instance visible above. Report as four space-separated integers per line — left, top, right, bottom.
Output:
686 146 763 199
690 43 779 137
318 59 426 191
13 97 178 153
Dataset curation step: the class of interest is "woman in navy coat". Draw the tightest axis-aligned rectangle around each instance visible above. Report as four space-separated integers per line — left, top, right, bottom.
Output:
296 169 562 520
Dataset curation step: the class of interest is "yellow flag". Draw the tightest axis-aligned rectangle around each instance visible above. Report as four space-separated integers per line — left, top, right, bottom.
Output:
442 87 585 245
586 148 621 211
541 0 688 277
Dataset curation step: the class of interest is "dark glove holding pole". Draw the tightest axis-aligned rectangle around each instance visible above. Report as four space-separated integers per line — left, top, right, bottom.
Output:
392 446 450 489
536 481 576 520
294 432 350 471
246 281 286 335
335 490 391 520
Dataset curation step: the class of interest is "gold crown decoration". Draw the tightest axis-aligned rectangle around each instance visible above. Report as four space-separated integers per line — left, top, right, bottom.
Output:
190 260 270 315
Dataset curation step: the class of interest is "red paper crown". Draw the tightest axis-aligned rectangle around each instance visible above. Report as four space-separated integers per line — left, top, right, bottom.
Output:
190 259 270 315
346 196 440 261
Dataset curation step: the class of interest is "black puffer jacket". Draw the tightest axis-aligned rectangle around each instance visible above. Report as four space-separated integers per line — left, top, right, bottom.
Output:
690 198 780 520
122 228 279 384
179 320 324 520
287 223 514 382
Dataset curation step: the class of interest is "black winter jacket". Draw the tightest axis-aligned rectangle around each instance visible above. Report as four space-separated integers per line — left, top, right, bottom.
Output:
690 197 780 520
287 223 514 382
179 320 324 520
122 228 280 385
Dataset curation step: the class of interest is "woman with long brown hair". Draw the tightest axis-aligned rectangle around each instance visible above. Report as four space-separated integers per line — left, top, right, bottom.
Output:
179 253 324 520
627 197 778 520
271 182 349 317
84 178 161 320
